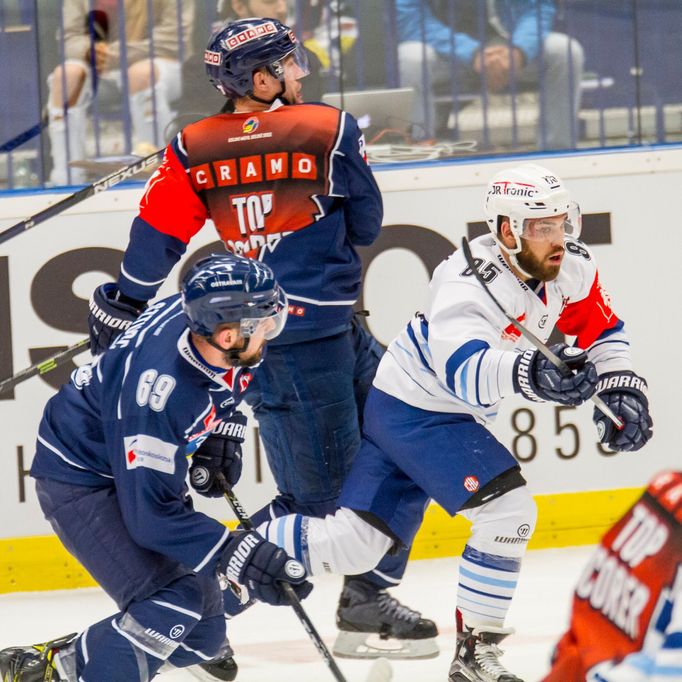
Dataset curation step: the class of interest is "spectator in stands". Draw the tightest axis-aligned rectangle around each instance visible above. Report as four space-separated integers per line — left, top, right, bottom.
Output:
47 0 193 185
396 0 584 149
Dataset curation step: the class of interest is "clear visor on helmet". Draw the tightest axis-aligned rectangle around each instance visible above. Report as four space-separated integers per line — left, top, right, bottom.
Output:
520 201 581 242
239 289 288 342
279 43 310 80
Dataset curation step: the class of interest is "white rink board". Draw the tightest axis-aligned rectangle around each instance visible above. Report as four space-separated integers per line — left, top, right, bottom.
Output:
0 147 678 540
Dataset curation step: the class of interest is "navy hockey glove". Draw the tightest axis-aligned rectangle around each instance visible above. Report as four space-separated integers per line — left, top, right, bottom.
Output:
593 371 653 452
88 283 145 354
218 531 313 606
514 343 598 405
189 413 247 497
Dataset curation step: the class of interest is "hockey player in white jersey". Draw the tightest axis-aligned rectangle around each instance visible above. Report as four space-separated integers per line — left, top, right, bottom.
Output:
231 164 653 681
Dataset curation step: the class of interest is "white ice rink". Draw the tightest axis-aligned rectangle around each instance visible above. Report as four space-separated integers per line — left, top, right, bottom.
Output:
0 545 595 682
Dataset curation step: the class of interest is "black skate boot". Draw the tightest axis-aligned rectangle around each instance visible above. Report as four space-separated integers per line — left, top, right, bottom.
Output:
0 633 76 681
187 639 238 682
333 577 439 659
448 625 523 682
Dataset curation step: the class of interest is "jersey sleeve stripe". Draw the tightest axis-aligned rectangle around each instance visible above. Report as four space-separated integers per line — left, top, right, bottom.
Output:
119 263 168 287
446 339 490 395
193 526 231 573
406 322 435 374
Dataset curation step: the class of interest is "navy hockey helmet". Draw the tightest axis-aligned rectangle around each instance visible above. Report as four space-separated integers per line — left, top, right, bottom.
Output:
204 17 309 99
181 254 287 341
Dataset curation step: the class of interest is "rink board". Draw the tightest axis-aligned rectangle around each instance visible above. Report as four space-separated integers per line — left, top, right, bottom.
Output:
0 487 641 593
0 145 678 593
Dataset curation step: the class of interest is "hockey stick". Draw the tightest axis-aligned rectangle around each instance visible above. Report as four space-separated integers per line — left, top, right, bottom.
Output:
215 473 392 682
0 337 90 396
460 237 624 429
0 148 164 246
0 114 48 154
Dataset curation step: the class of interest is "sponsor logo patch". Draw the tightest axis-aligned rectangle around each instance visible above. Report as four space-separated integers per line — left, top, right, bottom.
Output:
124 434 177 474
489 181 538 198
243 117 259 134
464 475 480 493
225 22 278 50
204 49 222 65
288 304 306 317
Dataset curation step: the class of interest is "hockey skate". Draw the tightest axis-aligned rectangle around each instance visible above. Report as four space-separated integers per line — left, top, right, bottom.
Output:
333 577 439 659
187 639 238 682
0 632 76 682
448 625 523 682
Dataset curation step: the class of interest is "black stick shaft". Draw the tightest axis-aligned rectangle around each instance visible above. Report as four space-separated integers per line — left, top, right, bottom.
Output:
0 337 90 396
0 149 164 246
216 473 348 682
461 237 623 429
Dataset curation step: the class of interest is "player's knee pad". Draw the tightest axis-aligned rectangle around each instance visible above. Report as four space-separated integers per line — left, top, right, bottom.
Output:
461 485 537 559
305 507 393 576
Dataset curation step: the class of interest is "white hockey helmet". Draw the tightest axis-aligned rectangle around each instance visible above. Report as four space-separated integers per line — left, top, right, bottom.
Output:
484 164 581 256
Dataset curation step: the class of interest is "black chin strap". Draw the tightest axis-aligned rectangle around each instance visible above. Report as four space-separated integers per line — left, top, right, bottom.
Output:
248 72 288 106
206 335 249 363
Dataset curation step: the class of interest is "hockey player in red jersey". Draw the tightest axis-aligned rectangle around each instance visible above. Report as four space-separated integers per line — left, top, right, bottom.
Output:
86 16 438 679
545 469 682 681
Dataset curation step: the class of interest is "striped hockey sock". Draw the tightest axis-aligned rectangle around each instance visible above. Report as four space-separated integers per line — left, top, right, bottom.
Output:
456 544 521 628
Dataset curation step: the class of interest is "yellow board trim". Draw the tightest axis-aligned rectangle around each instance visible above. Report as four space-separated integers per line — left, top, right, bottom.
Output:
0 488 642 594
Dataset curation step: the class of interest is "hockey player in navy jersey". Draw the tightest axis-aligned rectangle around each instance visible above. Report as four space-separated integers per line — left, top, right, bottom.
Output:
0 255 311 682
86 15 438 675
229 164 654 681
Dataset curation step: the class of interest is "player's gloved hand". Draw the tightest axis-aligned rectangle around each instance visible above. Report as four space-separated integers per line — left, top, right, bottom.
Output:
514 343 598 405
189 413 247 497
593 371 653 452
88 283 145 354
218 531 313 606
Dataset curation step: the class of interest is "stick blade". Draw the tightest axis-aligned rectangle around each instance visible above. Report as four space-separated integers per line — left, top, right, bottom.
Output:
364 657 393 682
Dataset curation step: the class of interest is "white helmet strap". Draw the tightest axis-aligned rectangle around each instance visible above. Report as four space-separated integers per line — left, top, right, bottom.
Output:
493 215 534 280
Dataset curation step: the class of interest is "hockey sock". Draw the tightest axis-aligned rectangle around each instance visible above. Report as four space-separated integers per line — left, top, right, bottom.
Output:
456 545 521 628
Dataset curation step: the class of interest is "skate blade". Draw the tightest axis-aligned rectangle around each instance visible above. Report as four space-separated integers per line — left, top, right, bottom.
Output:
333 631 439 660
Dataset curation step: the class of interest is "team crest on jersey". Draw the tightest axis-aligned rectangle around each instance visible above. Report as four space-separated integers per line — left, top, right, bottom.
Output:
501 313 526 342
243 117 259 134
239 373 253 392
597 283 614 322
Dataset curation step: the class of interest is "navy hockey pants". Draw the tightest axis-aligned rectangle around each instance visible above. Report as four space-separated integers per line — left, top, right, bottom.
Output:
244 317 410 588
34 478 225 681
